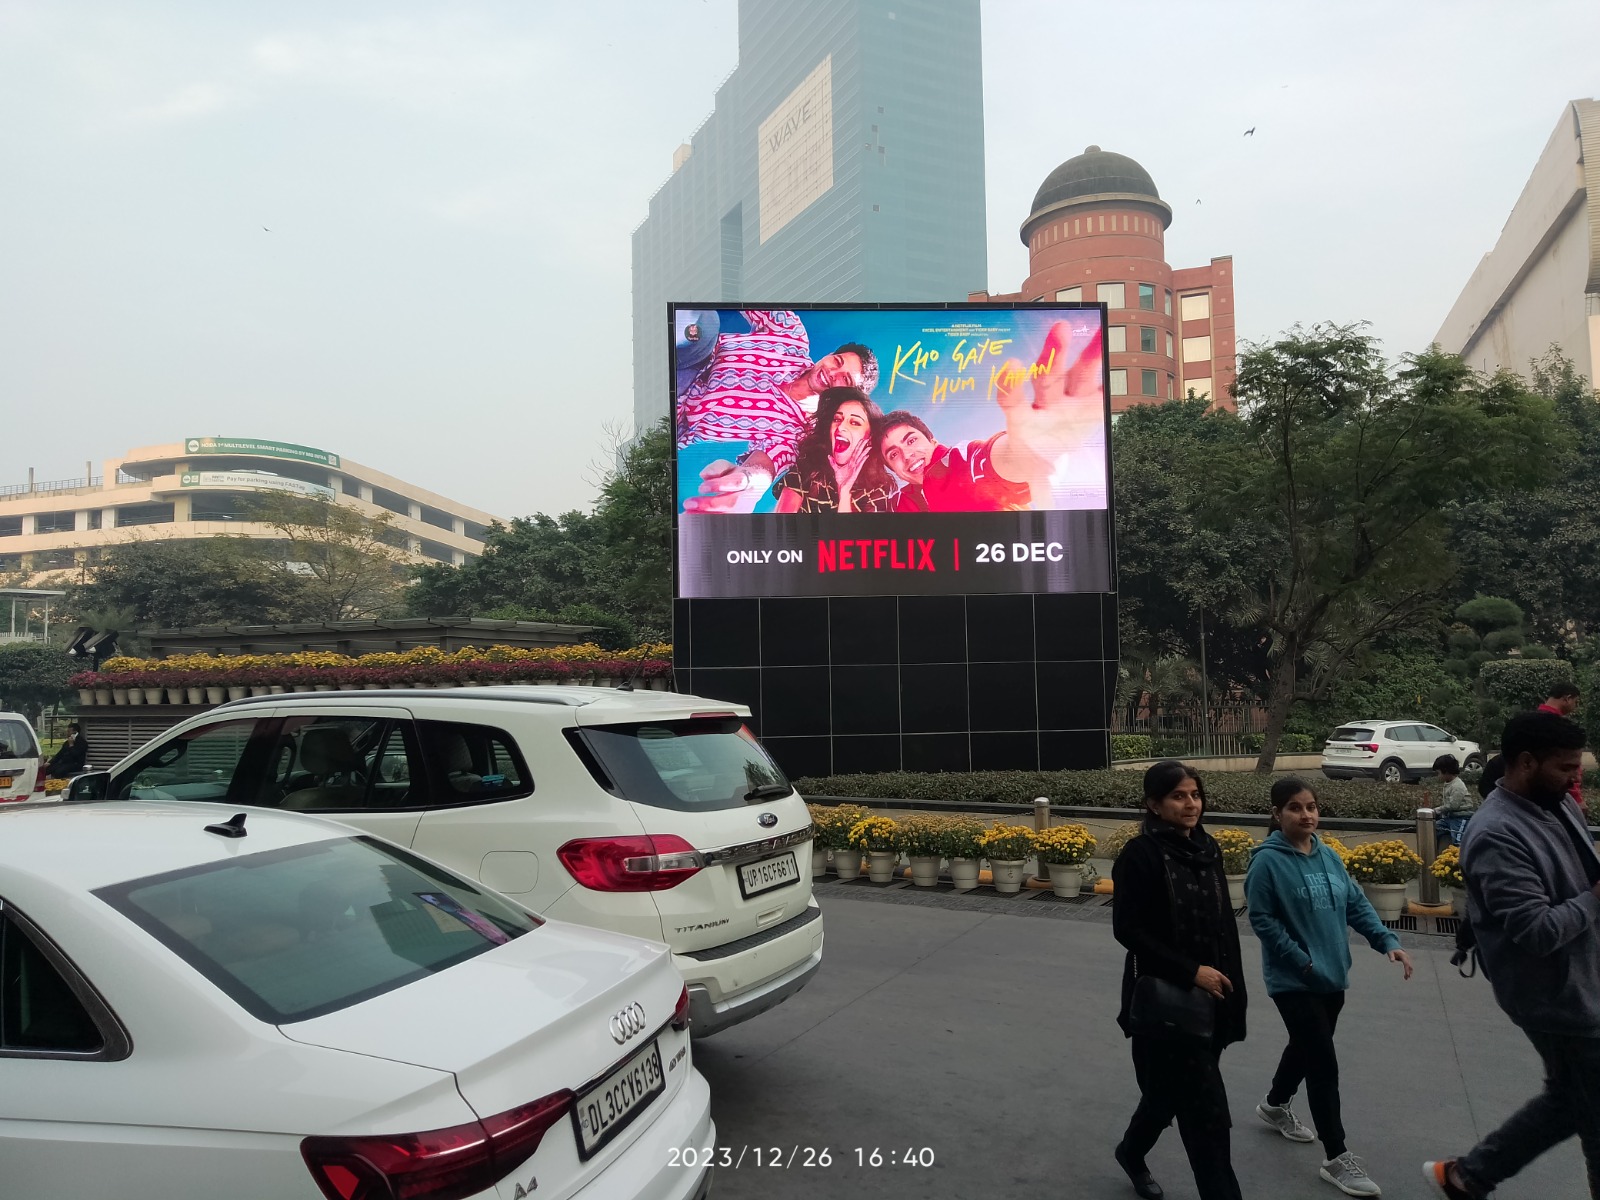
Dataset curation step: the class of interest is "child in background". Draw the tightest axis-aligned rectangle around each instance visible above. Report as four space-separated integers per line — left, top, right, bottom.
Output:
1432 755 1474 849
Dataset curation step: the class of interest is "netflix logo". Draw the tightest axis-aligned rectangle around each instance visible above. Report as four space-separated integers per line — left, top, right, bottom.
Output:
816 537 942 573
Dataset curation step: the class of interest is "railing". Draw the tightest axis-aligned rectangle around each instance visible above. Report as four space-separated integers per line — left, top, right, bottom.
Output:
0 476 103 497
1113 704 1274 758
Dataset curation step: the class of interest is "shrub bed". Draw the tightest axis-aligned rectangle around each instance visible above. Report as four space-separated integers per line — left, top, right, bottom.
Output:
796 769 1437 821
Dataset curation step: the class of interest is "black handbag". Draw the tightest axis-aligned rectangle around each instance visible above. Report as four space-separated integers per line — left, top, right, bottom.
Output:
1129 959 1215 1040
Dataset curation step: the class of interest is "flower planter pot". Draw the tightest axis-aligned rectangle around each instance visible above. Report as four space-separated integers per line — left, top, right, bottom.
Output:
948 857 981 890
832 849 863 881
1048 864 1084 898
205 687 226 705
112 688 129 705
94 688 112 706
144 687 166 704
268 685 286 695
227 686 249 702
165 688 186 705
648 677 670 691
989 859 1027 894
249 686 271 697
909 855 942 887
363 683 383 691
1361 881 1408 922
77 688 95 706
293 685 313 693
1444 886 1465 917
313 685 334 692
127 688 146 705
1226 874 1248 910
186 687 204 704
338 684 361 691
866 850 898 883
812 847 829 878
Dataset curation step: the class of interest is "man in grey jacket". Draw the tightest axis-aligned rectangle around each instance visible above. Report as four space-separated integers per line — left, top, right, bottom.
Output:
1425 710 1600 1199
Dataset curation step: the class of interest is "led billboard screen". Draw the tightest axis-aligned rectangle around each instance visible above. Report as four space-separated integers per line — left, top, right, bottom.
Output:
671 304 1113 598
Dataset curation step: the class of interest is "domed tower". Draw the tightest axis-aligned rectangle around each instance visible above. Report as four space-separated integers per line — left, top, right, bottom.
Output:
989 145 1234 412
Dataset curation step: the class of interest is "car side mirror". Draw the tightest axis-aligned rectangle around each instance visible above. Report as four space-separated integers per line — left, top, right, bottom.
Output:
64 772 111 804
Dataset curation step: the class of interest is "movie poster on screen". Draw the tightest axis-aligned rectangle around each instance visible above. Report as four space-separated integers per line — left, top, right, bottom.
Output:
671 304 1114 599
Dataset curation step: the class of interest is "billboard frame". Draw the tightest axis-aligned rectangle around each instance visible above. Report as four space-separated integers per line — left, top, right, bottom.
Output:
665 300 1117 603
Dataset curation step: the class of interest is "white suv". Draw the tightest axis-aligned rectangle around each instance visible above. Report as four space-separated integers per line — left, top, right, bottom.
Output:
71 687 822 1036
0 711 44 802
1321 720 1484 785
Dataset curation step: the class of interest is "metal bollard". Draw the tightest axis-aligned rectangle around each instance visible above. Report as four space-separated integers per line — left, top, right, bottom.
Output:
1416 807 1440 905
1034 797 1051 882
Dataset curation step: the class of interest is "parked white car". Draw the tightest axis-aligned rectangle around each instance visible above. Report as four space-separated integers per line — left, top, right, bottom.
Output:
1320 720 1484 784
70 686 821 1036
0 799 713 1200
0 711 44 802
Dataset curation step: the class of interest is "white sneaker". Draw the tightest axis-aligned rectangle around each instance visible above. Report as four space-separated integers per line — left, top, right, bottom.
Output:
1256 1097 1315 1142
1321 1151 1382 1197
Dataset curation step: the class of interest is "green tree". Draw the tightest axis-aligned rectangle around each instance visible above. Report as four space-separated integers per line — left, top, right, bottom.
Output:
1448 351 1600 646
1210 326 1564 770
0 643 74 722
241 493 409 620
406 418 673 644
71 539 305 630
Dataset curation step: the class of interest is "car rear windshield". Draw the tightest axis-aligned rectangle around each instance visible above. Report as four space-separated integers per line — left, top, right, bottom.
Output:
1327 727 1374 742
95 837 539 1023
0 719 38 759
571 716 792 812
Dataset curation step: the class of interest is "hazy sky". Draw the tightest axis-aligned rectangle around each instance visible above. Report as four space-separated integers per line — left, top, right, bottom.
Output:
4 2 1597 520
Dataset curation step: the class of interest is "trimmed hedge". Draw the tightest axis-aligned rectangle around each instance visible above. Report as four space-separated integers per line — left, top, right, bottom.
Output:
796 769 1434 821
1110 735 1152 760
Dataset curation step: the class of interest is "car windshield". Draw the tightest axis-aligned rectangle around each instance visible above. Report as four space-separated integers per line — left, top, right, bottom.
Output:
573 716 792 811
1327 727 1374 742
95 836 538 1023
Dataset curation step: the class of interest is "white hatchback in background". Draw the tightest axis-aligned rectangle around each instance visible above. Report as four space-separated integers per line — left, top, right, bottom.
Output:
1320 720 1485 784
76 687 822 1036
0 711 44 802
0 800 713 1200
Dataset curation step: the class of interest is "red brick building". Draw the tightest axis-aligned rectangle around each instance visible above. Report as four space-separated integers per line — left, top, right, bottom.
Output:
971 146 1236 414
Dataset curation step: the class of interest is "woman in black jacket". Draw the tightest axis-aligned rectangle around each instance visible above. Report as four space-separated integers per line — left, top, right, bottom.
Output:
1112 760 1247 1200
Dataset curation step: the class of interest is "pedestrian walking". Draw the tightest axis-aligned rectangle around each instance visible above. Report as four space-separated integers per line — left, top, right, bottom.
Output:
1424 710 1600 1198
1113 760 1247 1200
1247 777 1414 1197
1432 755 1475 849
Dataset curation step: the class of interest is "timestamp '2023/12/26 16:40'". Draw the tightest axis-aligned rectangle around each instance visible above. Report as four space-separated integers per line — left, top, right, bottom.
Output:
666 1146 937 1168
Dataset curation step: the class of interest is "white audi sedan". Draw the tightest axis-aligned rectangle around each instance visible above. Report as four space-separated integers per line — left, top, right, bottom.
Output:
0 801 713 1200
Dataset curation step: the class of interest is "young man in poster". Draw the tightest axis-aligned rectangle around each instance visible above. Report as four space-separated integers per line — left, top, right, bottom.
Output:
879 320 1104 512
677 309 879 514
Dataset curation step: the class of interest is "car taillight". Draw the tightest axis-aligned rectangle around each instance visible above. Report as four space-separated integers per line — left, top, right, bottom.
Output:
1358 744 1379 753
301 1090 572 1200
671 984 691 1032
557 834 704 891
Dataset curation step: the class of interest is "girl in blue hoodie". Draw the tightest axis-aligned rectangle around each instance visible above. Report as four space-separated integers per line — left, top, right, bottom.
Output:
1245 777 1414 1198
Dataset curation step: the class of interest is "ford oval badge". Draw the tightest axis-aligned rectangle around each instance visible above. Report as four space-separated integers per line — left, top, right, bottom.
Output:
758 812 779 828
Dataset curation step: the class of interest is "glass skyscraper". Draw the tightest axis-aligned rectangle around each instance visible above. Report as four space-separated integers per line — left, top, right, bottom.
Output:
631 0 987 434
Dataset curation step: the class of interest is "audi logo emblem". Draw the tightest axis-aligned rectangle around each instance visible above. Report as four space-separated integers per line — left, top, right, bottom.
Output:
609 1002 647 1044
757 812 778 828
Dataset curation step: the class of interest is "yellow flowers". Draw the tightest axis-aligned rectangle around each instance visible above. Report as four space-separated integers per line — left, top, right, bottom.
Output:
1212 828 1257 875
1343 839 1423 885
977 824 1036 861
1032 824 1097 865
1431 844 1465 889
1320 835 1352 863
846 816 900 852
807 804 869 851
43 777 69 795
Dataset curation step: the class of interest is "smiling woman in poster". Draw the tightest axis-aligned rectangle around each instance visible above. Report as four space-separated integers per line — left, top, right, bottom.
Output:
773 387 895 513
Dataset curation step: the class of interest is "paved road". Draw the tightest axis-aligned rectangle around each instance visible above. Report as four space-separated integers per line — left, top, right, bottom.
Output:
693 884 1586 1200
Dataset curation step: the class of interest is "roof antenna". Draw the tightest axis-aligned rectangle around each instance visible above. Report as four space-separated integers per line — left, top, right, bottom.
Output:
204 813 249 839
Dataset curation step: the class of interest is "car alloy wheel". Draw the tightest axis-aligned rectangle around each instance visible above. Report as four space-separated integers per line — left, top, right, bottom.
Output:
1379 759 1405 785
